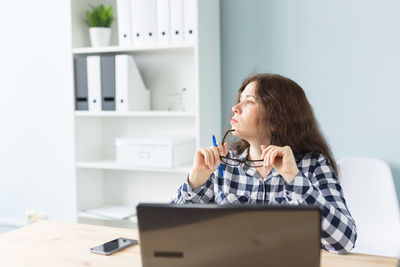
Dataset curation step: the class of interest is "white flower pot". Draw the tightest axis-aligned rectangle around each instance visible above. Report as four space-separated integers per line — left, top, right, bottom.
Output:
89 27 111 47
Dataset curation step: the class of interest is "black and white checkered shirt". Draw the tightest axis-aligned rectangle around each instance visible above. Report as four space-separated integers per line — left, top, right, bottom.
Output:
172 149 357 254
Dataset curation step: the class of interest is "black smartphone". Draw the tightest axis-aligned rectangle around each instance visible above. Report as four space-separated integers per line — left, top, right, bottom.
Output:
89 237 138 255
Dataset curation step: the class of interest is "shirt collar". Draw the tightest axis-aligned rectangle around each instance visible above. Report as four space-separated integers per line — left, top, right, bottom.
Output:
234 148 255 176
235 147 249 160
236 148 276 180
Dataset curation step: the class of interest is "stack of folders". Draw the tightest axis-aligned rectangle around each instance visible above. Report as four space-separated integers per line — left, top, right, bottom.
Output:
117 0 195 46
74 54 150 112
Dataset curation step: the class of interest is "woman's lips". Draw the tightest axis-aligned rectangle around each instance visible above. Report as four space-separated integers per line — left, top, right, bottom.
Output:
231 118 238 123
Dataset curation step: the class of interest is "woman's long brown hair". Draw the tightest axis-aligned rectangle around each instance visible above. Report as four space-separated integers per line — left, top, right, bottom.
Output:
230 73 338 174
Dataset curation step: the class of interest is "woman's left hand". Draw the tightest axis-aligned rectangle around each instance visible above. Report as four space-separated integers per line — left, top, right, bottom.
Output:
260 145 300 184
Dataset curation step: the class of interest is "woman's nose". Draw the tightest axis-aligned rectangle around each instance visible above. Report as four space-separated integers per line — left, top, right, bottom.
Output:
232 102 241 114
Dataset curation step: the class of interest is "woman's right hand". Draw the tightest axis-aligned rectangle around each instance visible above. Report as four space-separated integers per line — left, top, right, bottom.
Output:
188 142 228 189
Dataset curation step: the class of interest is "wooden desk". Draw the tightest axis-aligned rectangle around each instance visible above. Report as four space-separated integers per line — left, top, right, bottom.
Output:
0 220 397 267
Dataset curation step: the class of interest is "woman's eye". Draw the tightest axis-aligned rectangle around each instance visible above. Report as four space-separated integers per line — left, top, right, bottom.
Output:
246 100 254 104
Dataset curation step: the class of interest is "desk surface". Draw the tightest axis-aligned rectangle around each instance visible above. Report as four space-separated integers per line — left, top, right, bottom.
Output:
0 220 397 267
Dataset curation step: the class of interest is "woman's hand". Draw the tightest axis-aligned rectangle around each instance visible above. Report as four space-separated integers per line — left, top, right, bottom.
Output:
260 145 300 184
189 142 228 189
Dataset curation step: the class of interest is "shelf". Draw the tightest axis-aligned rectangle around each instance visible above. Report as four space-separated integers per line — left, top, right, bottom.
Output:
77 211 137 224
73 44 194 54
76 160 192 173
74 111 196 118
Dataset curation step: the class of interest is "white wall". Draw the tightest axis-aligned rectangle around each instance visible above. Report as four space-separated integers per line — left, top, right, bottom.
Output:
220 0 400 203
0 0 76 226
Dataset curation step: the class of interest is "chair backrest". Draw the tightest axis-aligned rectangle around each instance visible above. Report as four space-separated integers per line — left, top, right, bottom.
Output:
337 157 400 257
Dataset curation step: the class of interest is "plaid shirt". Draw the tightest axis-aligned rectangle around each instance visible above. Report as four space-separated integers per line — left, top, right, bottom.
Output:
172 149 357 254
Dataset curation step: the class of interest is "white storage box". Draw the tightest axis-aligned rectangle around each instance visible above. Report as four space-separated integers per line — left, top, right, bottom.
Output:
116 137 196 168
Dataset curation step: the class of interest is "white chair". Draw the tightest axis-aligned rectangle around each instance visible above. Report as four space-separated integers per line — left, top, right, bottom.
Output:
337 157 400 258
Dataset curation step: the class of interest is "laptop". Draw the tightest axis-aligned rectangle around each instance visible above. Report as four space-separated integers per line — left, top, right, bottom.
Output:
137 203 321 267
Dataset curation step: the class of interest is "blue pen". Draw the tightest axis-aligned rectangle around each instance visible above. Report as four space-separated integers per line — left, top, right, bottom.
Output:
212 134 224 177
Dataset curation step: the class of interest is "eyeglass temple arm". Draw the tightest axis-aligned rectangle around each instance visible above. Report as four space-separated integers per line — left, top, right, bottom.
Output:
222 129 235 145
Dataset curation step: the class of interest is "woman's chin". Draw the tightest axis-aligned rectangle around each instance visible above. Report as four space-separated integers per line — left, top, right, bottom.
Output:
231 128 242 137
231 129 252 142
230 126 249 140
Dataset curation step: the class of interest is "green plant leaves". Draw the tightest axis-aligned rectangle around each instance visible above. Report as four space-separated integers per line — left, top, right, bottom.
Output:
85 5 114 27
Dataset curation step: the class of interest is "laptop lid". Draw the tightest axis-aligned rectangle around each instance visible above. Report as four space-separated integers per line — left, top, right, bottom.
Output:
137 203 321 267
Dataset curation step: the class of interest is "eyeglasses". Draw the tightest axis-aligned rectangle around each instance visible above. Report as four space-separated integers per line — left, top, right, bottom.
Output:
220 129 265 168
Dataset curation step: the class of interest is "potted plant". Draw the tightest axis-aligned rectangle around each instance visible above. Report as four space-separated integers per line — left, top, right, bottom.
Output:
85 4 114 47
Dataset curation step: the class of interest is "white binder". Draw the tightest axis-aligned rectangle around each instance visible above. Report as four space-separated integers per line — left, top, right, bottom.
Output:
130 0 145 46
115 55 150 112
86 56 102 112
131 0 157 46
143 0 157 45
183 0 195 44
156 0 170 44
117 0 132 47
170 0 184 44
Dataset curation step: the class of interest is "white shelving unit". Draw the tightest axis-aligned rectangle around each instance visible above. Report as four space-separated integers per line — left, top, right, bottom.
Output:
72 43 194 54
76 159 191 173
77 211 138 228
74 110 196 117
70 0 220 229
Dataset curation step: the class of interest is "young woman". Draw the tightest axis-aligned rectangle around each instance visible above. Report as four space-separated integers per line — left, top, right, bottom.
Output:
172 73 357 254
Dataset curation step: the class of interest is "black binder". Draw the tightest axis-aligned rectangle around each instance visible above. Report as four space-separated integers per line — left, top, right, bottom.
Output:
74 56 89 110
101 55 116 111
